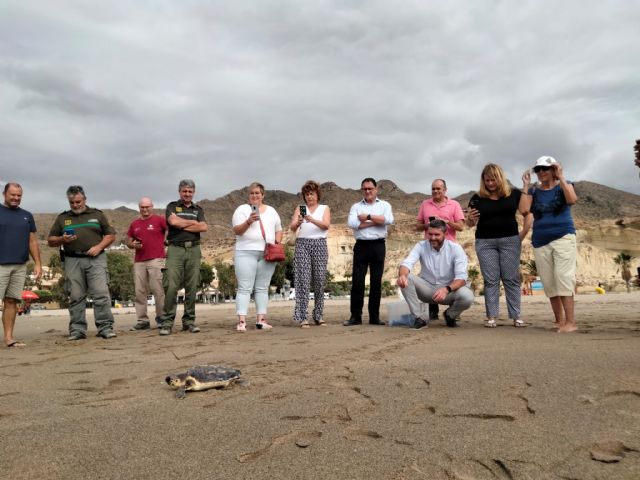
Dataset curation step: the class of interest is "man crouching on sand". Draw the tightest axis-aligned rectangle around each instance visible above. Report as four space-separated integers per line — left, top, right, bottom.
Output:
396 219 474 329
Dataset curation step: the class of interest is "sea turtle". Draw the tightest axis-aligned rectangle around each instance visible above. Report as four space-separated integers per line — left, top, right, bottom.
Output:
165 365 247 399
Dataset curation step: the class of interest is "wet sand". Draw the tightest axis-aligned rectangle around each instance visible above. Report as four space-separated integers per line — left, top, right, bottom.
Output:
1 293 639 479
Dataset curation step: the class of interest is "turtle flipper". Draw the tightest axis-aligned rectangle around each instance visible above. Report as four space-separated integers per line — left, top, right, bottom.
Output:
175 387 186 399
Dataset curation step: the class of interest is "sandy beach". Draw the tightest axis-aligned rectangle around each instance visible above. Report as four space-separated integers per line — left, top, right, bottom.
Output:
1 293 639 479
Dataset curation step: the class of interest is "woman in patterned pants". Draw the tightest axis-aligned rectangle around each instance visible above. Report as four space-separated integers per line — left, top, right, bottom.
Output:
466 164 532 328
289 181 331 328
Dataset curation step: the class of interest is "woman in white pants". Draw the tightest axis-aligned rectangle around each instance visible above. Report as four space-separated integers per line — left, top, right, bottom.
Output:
232 182 282 332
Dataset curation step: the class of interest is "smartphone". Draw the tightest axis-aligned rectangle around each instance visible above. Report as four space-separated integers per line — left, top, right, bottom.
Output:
63 228 75 236
299 205 307 217
250 204 258 215
468 198 479 209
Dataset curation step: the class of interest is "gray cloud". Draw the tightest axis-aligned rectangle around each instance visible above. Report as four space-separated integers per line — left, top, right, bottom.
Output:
0 0 638 214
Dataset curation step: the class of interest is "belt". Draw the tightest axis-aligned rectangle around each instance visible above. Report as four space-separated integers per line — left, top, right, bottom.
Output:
355 238 386 243
63 250 104 258
169 240 200 248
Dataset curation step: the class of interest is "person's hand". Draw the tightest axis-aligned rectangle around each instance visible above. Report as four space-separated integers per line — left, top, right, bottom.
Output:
248 212 260 224
33 264 43 279
522 169 531 189
467 208 480 225
551 163 565 181
303 214 313 223
86 245 102 257
432 287 449 303
357 213 369 222
396 274 409 289
132 239 143 249
62 233 77 244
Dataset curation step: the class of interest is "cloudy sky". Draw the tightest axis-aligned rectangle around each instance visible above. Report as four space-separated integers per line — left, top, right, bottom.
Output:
1 0 639 213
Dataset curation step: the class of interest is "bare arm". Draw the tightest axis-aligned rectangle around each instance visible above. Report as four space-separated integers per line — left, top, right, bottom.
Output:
289 207 303 232
233 212 260 235
519 212 533 241
28 232 42 279
519 170 533 215
553 164 577 205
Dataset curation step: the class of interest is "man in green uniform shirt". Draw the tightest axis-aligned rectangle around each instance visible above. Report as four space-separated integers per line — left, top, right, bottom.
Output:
158 179 208 336
48 186 117 340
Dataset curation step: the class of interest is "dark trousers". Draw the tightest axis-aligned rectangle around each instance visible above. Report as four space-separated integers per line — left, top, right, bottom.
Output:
350 239 386 321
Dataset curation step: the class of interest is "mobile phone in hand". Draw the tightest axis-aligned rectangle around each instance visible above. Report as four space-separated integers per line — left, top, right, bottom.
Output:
251 204 259 215
299 205 307 217
468 198 479 209
64 228 75 236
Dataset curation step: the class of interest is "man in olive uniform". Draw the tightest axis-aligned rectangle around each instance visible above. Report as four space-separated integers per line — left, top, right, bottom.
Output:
158 179 208 336
48 186 117 340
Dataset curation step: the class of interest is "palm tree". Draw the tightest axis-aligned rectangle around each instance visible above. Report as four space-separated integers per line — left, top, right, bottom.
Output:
613 253 633 293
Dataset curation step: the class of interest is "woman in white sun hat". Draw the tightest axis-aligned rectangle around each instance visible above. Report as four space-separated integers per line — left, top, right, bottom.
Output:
519 156 578 333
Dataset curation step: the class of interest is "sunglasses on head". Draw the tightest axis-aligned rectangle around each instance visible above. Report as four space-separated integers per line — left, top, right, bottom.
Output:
533 166 552 173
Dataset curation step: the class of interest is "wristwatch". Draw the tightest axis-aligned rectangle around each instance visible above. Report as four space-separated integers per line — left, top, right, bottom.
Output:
445 286 452 293
366 214 371 221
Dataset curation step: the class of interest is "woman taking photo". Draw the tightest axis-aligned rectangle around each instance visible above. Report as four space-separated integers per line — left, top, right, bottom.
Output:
289 180 331 328
519 156 578 333
232 182 283 332
467 164 532 328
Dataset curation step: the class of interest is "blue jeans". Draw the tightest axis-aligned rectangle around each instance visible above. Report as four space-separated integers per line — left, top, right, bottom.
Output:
234 250 277 316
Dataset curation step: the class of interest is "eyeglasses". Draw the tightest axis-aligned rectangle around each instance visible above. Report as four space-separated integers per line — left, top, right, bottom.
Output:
362 188 375 192
533 166 552 173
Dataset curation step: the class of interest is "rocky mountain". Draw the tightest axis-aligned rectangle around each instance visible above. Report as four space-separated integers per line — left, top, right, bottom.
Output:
33 180 640 289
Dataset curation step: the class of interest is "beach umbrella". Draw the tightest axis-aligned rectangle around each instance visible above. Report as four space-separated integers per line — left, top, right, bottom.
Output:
21 290 39 300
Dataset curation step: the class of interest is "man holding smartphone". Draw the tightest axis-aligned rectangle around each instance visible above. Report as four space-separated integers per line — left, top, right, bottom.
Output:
157 179 208 336
48 185 116 340
127 197 168 330
415 179 465 321
344 178 394 326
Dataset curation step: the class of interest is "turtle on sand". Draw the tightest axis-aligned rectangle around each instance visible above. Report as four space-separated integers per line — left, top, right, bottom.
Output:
165 365 248 399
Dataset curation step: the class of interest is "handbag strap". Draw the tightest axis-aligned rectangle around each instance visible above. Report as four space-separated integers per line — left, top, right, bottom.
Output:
258 217 267 242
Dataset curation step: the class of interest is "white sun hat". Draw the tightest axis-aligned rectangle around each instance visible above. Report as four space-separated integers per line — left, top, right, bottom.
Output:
532 156 558 169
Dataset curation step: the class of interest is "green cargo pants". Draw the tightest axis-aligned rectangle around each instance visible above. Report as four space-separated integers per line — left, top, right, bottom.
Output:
159 244 201 328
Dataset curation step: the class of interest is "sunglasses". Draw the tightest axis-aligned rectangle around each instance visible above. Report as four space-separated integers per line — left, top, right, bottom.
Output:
533 166 552 173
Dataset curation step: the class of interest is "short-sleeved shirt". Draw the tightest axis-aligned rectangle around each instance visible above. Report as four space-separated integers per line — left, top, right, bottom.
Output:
232 205 282 250
529 183 576 248
417 197 464 241
48 207 115 254
471 190 522 239
0 205 37 264
165 201 206 244
127 215 168 262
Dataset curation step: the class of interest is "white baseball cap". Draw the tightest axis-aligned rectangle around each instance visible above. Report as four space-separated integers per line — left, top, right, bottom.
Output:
532 156 558 169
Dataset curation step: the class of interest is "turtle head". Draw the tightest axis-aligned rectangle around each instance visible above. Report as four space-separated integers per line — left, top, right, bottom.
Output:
165 373 187 389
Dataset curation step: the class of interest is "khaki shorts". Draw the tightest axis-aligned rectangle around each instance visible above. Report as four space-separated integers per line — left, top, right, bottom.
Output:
0 263 27 300
533 234 576 297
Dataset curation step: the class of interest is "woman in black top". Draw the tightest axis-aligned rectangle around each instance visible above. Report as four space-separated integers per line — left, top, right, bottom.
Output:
467 164 532 327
